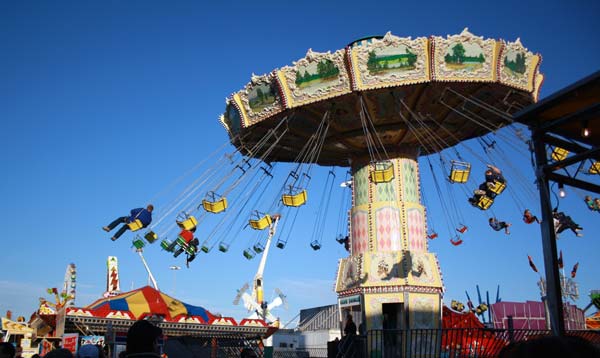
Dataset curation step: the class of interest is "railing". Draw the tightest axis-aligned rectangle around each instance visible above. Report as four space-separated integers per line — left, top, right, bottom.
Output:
273 348 328 357
363 328 600 358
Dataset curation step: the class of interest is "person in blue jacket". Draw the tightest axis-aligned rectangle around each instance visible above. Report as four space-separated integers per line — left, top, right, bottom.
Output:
103 205 154 241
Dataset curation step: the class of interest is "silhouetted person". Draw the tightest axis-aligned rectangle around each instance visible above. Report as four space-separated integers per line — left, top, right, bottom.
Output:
126 320 162 357
0 343 15 358
44 349 74 358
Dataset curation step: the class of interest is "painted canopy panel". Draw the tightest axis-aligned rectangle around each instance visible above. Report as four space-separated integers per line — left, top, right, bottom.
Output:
86 286 214 323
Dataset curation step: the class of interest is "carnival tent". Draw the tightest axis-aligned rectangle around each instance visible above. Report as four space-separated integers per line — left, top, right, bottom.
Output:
85 286 214 323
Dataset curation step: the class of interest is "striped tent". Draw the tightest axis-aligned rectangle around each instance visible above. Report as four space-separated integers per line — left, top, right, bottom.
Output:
86 286 214 323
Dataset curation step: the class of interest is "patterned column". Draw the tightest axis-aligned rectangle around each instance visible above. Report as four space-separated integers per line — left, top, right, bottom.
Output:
335 155 444 331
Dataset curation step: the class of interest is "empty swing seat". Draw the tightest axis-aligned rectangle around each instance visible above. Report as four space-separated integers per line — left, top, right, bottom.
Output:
132 238 145 249
144 231 158 243
370 161 394 183
276 241 286 249
177 216 198 231
551 147 569 161
282 189 307 207
218 243 229 252
160 239 174 252
310 241 321 250
127 219 144 231
253 243 264 253
487 180 506 195
476 195 494 210
201 245 210 253
249 214 272 230
449 161 471 183
202 196 228 213
243 249 255 260
588 162 600 175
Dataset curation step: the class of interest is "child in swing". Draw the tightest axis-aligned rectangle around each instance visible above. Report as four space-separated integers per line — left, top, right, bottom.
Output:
489 217 511 234
523 209 540 224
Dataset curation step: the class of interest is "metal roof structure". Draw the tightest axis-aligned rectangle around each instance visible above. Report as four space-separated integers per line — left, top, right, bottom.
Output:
513 70 600 336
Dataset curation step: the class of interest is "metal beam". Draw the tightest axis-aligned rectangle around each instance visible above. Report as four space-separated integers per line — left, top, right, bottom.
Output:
545 172 600 195
532 128 565 336
539 102 600 132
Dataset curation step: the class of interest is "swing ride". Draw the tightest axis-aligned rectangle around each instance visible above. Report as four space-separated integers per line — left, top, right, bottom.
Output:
215 29 545 336
101 29 571 343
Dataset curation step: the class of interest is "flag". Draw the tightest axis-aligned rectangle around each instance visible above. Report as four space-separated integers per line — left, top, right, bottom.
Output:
528 255 538 273
558 250 563 269
571 263 579 278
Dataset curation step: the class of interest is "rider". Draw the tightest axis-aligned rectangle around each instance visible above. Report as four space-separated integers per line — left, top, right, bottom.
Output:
173 227 196 258
523 209 540 224
103 205 154 241
470 165 506 205
488 217 511 235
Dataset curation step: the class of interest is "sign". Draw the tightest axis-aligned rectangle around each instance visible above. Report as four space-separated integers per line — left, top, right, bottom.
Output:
339 295 361 308
81 336 105 346
62 333 79 353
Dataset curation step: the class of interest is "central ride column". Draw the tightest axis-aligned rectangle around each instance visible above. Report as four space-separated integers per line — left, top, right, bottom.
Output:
335 152 444 349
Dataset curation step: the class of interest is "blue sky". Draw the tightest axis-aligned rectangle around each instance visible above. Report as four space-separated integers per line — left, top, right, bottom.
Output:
1 0 599 326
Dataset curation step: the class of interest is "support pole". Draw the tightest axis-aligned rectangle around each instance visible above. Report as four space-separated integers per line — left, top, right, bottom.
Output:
532 128 565 336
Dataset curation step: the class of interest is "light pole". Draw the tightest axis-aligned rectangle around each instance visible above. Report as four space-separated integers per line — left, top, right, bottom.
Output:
169 265 181 296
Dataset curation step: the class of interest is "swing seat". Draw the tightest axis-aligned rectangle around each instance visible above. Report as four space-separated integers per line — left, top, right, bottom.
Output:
202 197 228 213
253 243 264 253
249 214 272 230
144 231 158 243
476 195 494 210
175 236 188 247
551 147 569 161
185 245 196 255
450 237 464 246
243 249 255 260
160 239 174 252
177 216 198 231
282 189 307 207
276 241 286 249
427 232 438 239
310 241 321 250
218 243 229 252
370 161 394 183
588 162 600 175
335 235 347 244
132 238 145 249
456 225 467 233
127 219 144 231
487 180 506 195
449 161 471 183
201 245 210 253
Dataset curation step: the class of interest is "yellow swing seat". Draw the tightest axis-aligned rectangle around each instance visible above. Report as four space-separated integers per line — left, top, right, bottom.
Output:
370 161 394 183
127 219 144 231
202 197 228 213
551 147 569 161
449 161 471 183
282 189 307 207
177 216 198 231
487 180 506 195
144 231 158 243
249 214 272 230
588 162 600 175
476 195 494 210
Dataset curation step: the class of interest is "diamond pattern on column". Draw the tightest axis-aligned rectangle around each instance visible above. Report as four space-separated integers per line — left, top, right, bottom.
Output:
352 211 369 254
407 208 425 252
375 207 401 252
